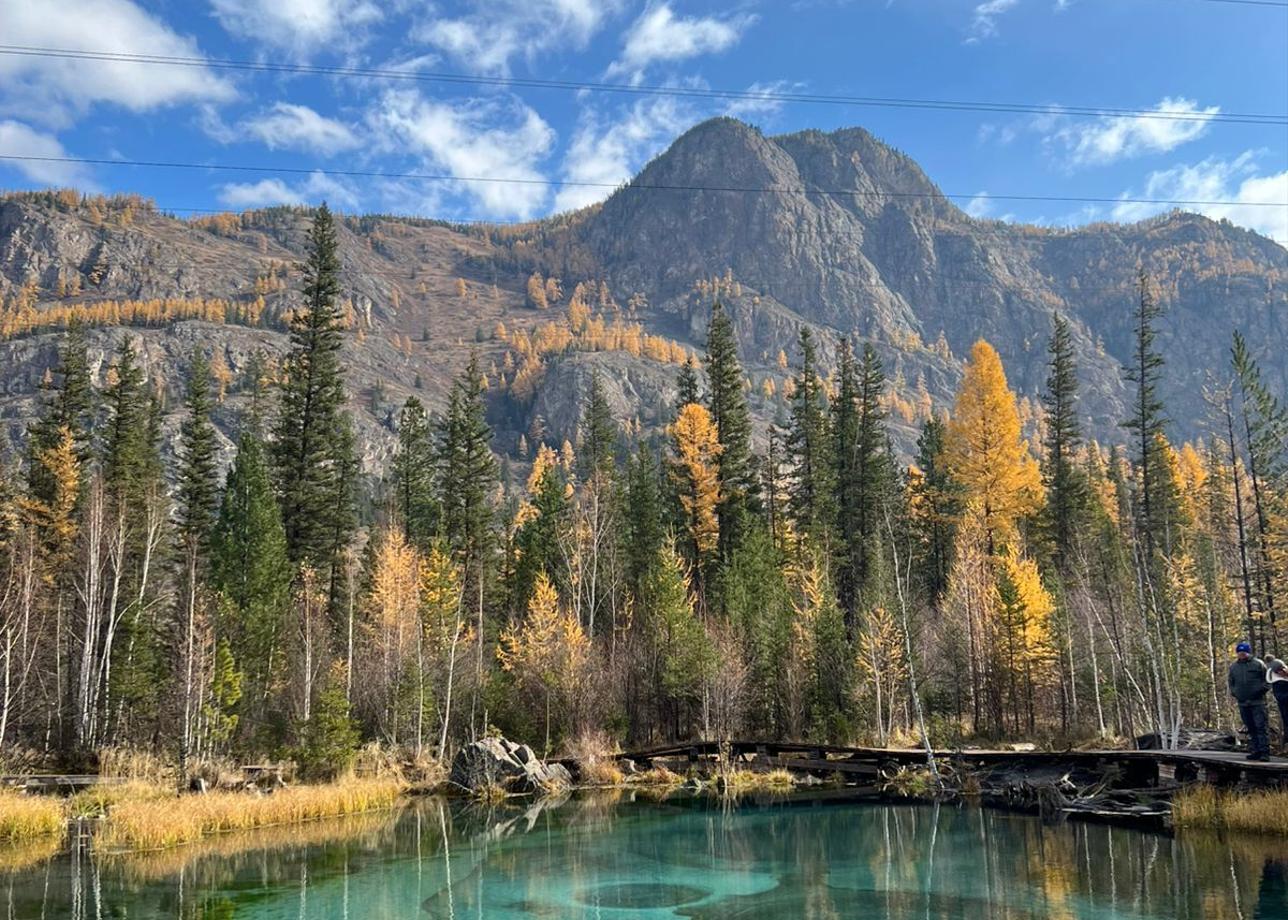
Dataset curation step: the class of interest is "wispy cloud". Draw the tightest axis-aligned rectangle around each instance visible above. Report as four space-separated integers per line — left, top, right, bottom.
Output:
210 0 382 55
241 104 360 155
554 97 694 212
607 4 755 82
414 0 620 76
1112 152 1288 244
1049 97 1219 167
0 120 97 187
371 90 555 220
218 170 359 210
967 0 1020 42
0 0 233 128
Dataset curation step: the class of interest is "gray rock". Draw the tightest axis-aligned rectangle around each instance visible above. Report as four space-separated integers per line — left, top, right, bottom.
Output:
449 736 571 796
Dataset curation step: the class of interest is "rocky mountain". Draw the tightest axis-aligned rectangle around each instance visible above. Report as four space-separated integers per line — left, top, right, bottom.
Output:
0 117 1284 475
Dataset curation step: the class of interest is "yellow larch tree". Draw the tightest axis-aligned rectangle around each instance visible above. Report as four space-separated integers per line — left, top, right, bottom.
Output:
944 339 1044 550
669 402 722 567
366 526 421 746
497 571 589 753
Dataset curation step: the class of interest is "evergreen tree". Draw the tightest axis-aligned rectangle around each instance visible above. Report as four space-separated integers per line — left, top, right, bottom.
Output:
676 356 701 409
704 301 759 561
1123 273 1173 559
909 417 959 605
392 397 438 550
642 542 715 740
27 322 95 500
273 203 357 576
579 371 618 481
623 444 665 602
176 349 220 555
512 451 569 613
101 338 150 503
212 420 292 736
832 340 889 627
785 327 833 543
723 524 791 734
1041 314 1088 567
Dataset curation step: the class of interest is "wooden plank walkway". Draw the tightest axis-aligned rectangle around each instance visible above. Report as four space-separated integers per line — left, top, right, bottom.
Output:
605 740 1288 786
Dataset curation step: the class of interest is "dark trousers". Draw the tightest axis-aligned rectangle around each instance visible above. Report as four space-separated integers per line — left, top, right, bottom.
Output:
1239 700 1270 756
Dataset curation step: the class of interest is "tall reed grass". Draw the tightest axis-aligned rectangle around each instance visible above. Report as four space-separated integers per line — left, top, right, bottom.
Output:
1172 785 1288 835
95 778 404 852
0 791 65 842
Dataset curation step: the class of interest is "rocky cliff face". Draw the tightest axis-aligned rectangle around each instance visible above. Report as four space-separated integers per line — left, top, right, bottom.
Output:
0 117 1284 474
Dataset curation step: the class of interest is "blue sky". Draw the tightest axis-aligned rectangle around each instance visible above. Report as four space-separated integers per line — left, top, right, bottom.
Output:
0 0 1285 242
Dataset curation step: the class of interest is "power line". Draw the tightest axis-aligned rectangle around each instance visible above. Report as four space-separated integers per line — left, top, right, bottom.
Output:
3 152 1286 209
0 44 1281 126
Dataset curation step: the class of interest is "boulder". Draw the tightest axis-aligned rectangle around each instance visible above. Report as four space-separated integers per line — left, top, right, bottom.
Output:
449 736 571 796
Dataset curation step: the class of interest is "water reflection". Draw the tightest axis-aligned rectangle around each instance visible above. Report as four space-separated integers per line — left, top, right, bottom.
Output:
0 792 1283 919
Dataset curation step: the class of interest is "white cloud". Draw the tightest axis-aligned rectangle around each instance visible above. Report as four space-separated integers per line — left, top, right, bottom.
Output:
218 171 358 210
414 0 619 76
1052 97 1219 167
723 81 799 121
241 104 360 154
0 0 233 128
554 97 694 212
1111 152 1288 244
371 90 555 220
0 120 96 186
210 0 382 54
967 0 1019 42
608 4 755 81
963 191 1016 223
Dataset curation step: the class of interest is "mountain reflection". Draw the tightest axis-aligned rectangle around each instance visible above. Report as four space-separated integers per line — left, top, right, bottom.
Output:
0 793 1284 919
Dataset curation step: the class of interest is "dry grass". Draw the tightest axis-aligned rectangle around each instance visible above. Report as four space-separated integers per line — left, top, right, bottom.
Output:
720 769 797 794
95 778 404 852
0 791 65 842
630 766 683 786
581 760 625 786
1172 785 1288 835
98 747 169 784
69 781 170 819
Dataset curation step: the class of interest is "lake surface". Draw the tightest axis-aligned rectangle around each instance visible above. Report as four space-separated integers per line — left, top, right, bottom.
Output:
1 792 1285 919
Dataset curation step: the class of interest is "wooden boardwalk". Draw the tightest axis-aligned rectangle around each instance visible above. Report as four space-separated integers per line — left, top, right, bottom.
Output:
603 740 1288 787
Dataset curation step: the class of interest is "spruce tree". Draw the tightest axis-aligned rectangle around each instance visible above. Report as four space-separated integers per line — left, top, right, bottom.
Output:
211 419 292 734
785 327 832 542
176 349 220 555
676 356 701 409
392 397 438 550
832 340 889 628
579 371 618 481
101 338 150 502
1123 272 1173 559
27 322 95 486
623 443 665 602
1042 314 1088 567
273 203 357 575
910 417 959 605
704 301 759 561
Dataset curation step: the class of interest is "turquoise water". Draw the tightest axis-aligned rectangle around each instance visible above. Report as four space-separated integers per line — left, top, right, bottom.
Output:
2 793 1285 918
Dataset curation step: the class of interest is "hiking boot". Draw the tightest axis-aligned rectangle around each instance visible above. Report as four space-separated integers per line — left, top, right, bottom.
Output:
1248 753 1270 762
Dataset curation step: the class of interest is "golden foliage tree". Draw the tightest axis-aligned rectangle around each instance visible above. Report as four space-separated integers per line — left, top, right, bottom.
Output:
669 402 722 570
497 571 590 753
945 339 1044 549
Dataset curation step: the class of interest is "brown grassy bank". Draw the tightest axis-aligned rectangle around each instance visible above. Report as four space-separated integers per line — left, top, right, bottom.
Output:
1172 785 1288 835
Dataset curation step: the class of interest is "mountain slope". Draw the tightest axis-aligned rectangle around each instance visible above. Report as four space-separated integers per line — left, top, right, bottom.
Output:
0 118 1284 473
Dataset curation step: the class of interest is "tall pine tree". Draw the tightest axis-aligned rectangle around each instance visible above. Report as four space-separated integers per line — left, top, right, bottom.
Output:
273 203 358 581
704 301 759 561
1041 314 1087 567
785 327 832 544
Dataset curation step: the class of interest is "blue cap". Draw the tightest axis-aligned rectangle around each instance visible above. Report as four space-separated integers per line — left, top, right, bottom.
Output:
1236 642 1252 653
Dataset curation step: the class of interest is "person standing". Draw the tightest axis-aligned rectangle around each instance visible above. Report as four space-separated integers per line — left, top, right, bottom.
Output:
1228 641 1271 761
1266 652 1288 754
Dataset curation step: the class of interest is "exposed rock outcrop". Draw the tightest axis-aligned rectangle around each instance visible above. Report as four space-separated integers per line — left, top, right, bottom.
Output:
448 737 572 795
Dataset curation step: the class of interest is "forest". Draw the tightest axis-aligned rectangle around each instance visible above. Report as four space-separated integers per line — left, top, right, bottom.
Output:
0 203 1284 776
